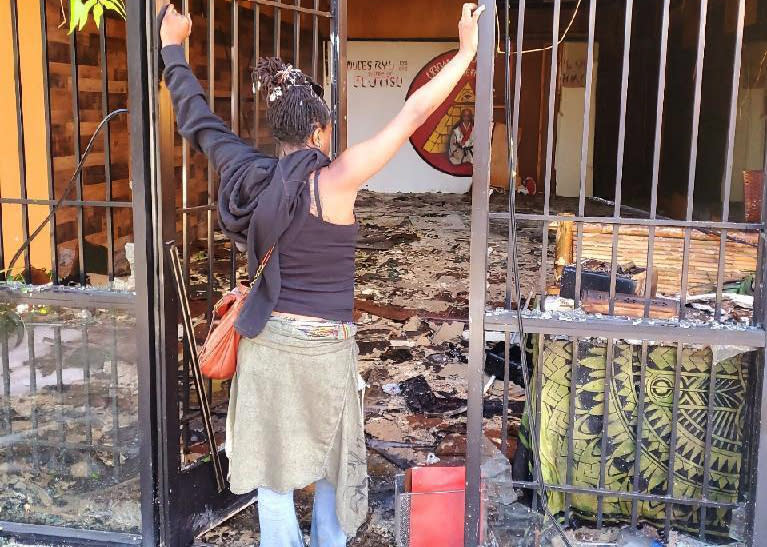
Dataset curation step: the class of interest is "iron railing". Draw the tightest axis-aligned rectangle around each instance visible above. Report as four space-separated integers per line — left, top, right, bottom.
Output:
467 0 767 546
0 1 346 545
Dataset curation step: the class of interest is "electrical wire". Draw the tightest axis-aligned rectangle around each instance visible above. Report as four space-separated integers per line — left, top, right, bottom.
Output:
497 0 584 55
503 0 573 545
5 108 129 278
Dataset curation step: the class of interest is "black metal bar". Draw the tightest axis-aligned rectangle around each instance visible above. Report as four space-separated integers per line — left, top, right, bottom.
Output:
82 314 94 471
100 16 115 281
465 1 495 544
254 0 261 147
0 521 142 546
678 0 709 320
207 0 216 329
573 0 596 309
606 0 634 315
488 212 761 231
252 0 330 18
664 342 685 536
714 0 746 320
643 0 671 319
69 30 86 285
537 0 560 310
330 0 348 155
503 481 740 509
484 311 766 347
274 0 282 58
699 355 717 539
0 437 135 453
166 243 226 492
125 1 161 542
311 0 319 80
0 197 141 208
565 337 578 520
10 0 31 282
27 327 40 469
501 331 510 455
232 0 240 289
597 338 615 527
54 325 66 472
0 285 136 309
293 0 300 66
752 88 767 547
111 314 121 481
505 0 524 308
1 329 10 436
40 0 58 285
182 0 190 286
631 341 649 527
180 0 192 456
532 333 545 513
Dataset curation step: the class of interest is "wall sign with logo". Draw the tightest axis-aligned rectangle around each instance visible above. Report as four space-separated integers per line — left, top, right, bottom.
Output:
346 41 471 193
407 50 477 177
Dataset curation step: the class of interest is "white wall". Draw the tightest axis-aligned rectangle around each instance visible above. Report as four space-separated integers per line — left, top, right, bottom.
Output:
554 42 597 198
346 41 470 193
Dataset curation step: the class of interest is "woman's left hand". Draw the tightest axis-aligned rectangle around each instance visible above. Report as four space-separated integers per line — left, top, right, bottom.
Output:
458 3 486 58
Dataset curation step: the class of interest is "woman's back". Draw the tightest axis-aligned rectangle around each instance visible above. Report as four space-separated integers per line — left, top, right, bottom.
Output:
275 172 358 322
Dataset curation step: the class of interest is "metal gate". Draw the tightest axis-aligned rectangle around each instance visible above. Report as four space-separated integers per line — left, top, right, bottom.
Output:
0 1 345 545
135 0 347 545
466 0 767 546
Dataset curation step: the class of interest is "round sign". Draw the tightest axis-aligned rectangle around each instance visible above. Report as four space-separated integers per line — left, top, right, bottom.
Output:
406 49 477 177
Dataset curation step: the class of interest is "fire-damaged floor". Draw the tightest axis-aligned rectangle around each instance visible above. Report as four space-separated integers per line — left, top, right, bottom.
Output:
191 189 755 546
192 189 537 546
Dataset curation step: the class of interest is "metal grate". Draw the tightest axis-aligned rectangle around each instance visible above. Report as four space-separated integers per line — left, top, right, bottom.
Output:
467 0 767 545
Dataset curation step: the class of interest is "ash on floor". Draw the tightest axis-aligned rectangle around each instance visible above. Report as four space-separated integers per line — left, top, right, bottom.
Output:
194 190 543 546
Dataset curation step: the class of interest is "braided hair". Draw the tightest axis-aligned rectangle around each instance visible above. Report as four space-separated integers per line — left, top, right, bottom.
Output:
254 57 330 147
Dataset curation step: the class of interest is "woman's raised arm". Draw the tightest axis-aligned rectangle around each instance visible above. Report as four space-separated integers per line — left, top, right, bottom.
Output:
323 3 485 195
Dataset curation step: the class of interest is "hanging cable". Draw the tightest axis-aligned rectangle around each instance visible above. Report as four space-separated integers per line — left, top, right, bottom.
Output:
504 0 573 544
5 108 129 279
497 0 584 55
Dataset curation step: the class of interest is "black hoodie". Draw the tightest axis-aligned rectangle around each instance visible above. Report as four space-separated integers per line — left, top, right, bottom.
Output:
161 45 331 338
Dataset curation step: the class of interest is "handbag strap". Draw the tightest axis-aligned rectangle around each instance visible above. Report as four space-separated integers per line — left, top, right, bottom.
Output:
250 244 275 287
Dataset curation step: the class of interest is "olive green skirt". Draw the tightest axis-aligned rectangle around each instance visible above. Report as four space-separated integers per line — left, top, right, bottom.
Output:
225 316 368 536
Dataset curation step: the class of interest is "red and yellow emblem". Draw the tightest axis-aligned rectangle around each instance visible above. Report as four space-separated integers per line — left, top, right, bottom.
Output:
406 50 477 177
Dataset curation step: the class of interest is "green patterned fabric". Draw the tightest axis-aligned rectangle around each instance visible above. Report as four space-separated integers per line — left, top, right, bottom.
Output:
520 337 750 538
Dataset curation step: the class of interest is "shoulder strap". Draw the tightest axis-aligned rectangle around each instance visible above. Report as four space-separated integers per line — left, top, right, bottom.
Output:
250 245 275 287
313 171 324 221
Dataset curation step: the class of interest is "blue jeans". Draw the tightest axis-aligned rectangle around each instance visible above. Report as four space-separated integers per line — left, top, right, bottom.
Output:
257 479 347 547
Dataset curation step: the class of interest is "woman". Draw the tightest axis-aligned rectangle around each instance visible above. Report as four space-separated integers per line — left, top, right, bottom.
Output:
160 4 484 545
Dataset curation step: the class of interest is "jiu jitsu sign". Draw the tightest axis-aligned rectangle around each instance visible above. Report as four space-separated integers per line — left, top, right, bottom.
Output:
406 50 477 177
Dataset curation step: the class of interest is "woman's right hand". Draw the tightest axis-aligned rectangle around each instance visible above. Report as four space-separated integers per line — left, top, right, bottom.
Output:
458 3 486 58
160 3 192 48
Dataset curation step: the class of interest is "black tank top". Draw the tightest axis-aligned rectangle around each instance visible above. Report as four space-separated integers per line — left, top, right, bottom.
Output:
274 171 358 321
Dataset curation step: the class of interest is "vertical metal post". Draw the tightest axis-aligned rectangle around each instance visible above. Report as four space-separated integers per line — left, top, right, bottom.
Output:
312 0 319 80
714 0 746 319
293 0 300 67
643 0 671 318
100 18 115 281
40 0 57 284
678 0 709 318
537 0 561 310
69 30 86 285
573 0 596 308
330 0 347 155
231 0 240 288
606 0 634 314
125 1 160 543
10 0 31 282
466 1 495 545
505 0 524 308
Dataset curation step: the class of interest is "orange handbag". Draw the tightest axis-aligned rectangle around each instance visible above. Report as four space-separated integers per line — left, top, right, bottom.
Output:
199 246 274 380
